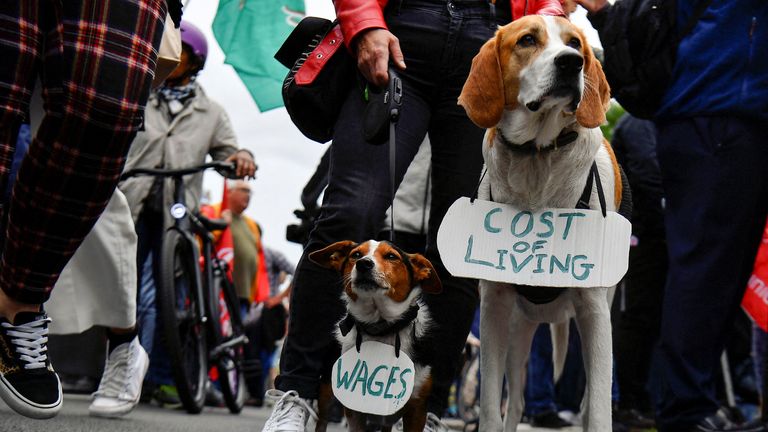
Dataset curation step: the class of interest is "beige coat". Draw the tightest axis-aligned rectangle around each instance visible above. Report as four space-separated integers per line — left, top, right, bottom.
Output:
120 84 238 222
47 190 137 334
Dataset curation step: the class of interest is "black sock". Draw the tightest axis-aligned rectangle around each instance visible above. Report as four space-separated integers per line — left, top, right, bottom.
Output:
107 327 139 354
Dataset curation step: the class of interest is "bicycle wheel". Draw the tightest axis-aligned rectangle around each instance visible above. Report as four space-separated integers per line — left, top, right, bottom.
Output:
209 273 247 414
159 228 207 414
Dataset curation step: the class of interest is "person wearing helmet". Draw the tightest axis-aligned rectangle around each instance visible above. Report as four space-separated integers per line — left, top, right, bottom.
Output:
103 20 256 412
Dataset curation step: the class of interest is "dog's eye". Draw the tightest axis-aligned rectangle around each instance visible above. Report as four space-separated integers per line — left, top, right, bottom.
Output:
385 253 399 261
566 37 581 49
350 251 362 259
517 34 537 47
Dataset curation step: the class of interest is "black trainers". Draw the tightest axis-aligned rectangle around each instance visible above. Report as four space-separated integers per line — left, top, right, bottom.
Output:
0 310 62 419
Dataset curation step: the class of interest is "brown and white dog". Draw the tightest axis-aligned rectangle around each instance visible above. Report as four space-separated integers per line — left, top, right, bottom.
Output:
458 15 620 432
309 240 442 432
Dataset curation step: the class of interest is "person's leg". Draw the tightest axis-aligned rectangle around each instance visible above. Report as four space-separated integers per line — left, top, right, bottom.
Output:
420 2 500 414
524 325 559 417
653 117 768 431
0 0 165 419
614 237 667 414
0 0 165 308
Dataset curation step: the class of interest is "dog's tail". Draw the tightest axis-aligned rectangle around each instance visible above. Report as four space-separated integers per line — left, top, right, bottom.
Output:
551 322 569 383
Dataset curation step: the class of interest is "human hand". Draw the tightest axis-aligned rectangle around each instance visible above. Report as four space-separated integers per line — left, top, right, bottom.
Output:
226 150 257 179
573 0 608 14
355 28 406 88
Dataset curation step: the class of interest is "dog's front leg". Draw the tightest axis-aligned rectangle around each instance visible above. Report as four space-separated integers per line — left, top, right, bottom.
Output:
574 288 613 432
503 313 538 432
479 282 517 432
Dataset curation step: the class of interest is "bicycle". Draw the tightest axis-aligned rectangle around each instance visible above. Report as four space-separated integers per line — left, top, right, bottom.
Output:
121 161 248 414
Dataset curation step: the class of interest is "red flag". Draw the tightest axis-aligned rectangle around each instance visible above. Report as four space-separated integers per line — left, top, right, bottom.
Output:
742 220 768 331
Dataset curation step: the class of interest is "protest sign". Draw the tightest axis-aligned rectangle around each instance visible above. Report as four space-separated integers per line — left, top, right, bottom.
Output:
331 341 415 416
437 197 631 287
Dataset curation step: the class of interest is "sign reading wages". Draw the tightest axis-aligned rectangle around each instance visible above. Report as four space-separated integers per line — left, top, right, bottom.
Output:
331 341 416 416
437 197 631 287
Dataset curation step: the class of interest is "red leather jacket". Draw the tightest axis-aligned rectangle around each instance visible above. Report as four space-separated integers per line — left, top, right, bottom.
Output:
334 0 565 48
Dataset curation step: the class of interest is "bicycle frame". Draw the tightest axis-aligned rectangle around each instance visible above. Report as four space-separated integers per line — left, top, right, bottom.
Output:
167 174 247 360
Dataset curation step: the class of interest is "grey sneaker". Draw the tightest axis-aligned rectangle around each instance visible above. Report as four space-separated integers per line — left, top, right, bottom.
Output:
89 337 149 418
261 389 318 432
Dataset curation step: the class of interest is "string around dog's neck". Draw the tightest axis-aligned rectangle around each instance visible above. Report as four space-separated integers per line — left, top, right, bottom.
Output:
496 127 579 154
339 303 420 357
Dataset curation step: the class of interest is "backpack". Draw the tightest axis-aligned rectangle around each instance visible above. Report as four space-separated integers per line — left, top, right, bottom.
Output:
594 0 712 119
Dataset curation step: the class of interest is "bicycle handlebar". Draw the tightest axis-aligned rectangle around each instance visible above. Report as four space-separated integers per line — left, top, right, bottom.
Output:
120 161 237 181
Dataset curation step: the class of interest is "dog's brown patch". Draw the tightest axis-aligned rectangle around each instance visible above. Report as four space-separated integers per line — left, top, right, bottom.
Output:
602 139 622 208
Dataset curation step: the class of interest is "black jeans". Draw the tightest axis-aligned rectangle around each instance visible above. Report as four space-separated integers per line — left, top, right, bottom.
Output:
276 0 506 414
651 117 768 431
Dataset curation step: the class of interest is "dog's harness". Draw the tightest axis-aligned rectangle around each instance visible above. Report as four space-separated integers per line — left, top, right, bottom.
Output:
473 130 609 304
338 303 420 357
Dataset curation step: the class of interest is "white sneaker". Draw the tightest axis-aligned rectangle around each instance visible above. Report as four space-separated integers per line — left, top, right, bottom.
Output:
88 337 149 418
424 412 450 432
261 389 318 432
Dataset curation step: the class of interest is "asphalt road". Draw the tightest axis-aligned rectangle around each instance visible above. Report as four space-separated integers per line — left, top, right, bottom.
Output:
0 394 581 432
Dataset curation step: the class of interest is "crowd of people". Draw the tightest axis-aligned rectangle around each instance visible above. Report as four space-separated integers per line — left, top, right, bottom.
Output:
0 1 766 432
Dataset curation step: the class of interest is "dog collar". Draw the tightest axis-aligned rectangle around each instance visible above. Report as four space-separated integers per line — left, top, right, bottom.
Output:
339 304 420 357
497 128 579 154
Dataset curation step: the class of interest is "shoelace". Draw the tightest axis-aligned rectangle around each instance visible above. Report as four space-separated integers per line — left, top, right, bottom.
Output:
2 317 51 370
424 413 448 432
93 343 135 400
265 390 318 431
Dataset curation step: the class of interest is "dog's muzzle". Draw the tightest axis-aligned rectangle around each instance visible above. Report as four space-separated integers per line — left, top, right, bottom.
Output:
353 258 385 290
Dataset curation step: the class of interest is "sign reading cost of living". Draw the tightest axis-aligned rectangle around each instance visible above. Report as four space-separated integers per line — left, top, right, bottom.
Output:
437 197 632 287
332 341 416 416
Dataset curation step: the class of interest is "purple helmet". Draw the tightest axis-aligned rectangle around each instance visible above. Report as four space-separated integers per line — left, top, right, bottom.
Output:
179 21 208 68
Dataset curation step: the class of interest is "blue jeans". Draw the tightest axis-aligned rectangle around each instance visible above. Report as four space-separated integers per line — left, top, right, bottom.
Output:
275 0 508 414
652 116 768 431
135 209 173 385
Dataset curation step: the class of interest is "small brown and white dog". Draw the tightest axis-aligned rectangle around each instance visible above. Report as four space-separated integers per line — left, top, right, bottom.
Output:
458 15 620 432
309 240 442 432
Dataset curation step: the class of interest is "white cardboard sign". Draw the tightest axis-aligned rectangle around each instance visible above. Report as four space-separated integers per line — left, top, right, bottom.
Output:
437 197 631 287
331 341 415 416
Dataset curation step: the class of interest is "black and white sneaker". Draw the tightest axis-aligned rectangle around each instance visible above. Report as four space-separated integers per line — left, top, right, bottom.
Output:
0 310 62 419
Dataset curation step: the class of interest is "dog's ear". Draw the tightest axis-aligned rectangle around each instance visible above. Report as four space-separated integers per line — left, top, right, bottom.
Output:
309 241 357 272
575 41 611 129
409 254 442 294
458 33 505 129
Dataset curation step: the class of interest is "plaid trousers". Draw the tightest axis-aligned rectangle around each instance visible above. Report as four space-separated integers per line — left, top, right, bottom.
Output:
0 0 166 304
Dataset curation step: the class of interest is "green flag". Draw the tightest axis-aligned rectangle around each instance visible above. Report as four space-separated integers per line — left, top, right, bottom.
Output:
213 0 305 112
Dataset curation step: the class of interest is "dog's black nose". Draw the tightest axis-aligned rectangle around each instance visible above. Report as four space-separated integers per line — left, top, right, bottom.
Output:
555 53 584 75
356 258 374 272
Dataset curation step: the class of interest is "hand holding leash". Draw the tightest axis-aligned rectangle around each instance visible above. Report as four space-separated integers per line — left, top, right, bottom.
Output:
355 28 406 87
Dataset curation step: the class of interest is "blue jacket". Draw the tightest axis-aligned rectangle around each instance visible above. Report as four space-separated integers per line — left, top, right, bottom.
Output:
657 0 768 121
